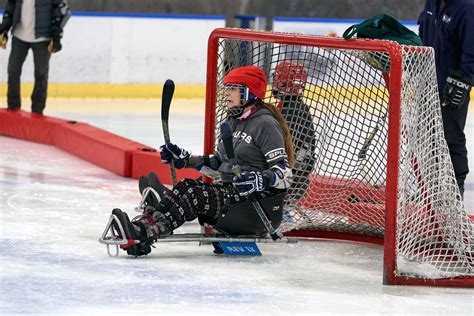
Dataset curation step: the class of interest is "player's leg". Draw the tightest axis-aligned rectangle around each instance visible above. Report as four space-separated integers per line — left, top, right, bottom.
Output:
147 179 239 230
111 178 196 256
112 178 237 255
111 208 165 257
441 95 470 197
30 40 50 114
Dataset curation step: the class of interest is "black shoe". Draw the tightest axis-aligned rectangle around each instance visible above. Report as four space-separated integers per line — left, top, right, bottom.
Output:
138 175 149 195
112 208 153 257
138 176 161 208
138 172 172 208
112 208 140 240
147 172 172 198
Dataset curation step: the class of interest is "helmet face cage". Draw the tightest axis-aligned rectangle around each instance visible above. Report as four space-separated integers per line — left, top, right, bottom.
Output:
272 62 308 97
224 83 249 118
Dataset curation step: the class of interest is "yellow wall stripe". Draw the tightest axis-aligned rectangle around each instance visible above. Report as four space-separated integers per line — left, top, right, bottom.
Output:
0 83 473 100
0 83 206 99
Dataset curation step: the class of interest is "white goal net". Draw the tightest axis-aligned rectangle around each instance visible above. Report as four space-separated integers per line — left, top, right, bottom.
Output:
204 28 473 286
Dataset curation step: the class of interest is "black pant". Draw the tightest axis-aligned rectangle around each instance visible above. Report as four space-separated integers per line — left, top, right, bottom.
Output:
441 91 471 189
7 36 50 114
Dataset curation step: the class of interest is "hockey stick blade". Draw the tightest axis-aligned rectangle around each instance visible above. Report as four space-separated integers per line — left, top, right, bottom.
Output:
161 79 175 124
357 72 389 160
356 72 389 187
220 121 233 155
220 121 241 175
220 120 232 137
358 126 379 160
161 79 177 186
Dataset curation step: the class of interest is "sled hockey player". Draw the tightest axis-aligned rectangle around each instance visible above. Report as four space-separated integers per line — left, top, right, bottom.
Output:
272 61 316 201
111 65 295 256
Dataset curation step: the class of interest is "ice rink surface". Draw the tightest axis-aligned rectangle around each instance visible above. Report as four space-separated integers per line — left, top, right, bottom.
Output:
1 101 473 315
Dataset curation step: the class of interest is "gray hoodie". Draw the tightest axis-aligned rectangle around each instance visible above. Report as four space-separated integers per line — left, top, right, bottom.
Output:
216 106 288 183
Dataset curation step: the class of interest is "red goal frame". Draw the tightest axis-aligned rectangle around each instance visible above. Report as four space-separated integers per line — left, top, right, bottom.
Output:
203 28 473 287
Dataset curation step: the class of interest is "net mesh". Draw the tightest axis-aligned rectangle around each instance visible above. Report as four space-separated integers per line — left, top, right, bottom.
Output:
210 32 473 279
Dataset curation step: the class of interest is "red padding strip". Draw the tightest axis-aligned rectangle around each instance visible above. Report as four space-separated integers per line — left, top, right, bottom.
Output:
0 110 154 178
131 150 201 181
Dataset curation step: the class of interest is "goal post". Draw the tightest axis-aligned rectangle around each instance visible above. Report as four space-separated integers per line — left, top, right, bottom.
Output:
204 28 473 287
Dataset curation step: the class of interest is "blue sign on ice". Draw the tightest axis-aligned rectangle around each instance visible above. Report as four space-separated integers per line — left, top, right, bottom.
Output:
212 241 262 256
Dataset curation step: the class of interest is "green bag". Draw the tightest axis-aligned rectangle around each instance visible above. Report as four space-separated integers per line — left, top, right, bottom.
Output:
342 13 422 46
342 14 422 72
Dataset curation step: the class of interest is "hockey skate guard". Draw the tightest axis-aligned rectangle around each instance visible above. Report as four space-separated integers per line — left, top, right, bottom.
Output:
99 214 141 257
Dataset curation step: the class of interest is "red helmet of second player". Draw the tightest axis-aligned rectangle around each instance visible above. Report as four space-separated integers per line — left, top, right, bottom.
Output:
272 61 308 96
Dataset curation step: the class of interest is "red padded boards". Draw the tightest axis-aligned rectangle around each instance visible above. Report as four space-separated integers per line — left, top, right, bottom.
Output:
54 121 155 177
2 110 473 220
132 150 200 182
0 109 197 181
0 109 66 145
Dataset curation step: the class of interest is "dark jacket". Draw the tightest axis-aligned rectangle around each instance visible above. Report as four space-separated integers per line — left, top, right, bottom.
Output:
279 95 316 163
418 0 474 90
279 95 316 196
1 0 69 39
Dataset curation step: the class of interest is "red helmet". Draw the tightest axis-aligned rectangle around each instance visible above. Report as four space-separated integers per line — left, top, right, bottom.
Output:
272 61 308 96
223 66 267 100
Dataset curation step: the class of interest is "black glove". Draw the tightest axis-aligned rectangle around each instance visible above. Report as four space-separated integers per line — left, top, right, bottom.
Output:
48 39 62 53
159 143 190 169
441 70 473 109
232 171 270 196
51 25 62 39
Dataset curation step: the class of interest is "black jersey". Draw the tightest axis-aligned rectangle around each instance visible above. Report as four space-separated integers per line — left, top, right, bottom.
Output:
279 96 316 198
279 96 316 165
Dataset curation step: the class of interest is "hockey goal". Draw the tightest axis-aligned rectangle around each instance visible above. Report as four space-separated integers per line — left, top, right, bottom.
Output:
204 28 473 287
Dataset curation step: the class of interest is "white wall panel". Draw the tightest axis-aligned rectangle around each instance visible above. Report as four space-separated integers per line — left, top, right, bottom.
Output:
0 15 420 85
0 14 225 84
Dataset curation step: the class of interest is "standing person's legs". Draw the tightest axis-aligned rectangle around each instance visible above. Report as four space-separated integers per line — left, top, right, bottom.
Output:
441 94 470 196
31 41 50 114
7 37 30 110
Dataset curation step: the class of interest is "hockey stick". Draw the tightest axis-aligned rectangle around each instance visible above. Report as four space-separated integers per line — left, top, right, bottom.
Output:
149 233 297 244
356 72 390 186
161 79 177 187
220 122 283 241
